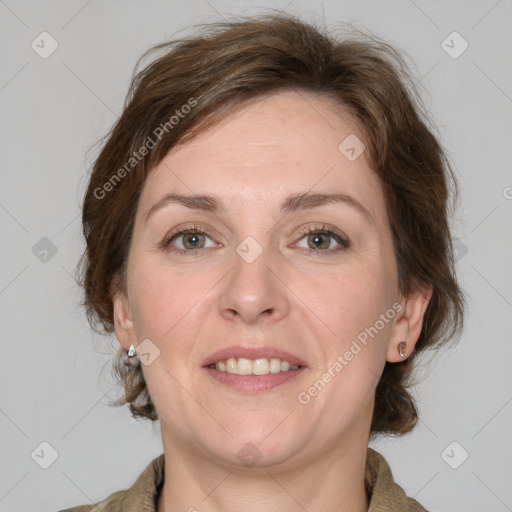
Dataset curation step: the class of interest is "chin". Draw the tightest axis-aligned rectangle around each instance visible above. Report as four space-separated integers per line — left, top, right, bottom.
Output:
191 417 308 470
204 436 303 472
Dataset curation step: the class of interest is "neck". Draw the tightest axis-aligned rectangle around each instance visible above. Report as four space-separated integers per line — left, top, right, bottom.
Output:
157 433 369 512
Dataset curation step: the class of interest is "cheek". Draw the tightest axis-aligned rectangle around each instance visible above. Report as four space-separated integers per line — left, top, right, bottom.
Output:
129 273 171 336
127 257 213 341
306 273 393 419
318 260 394 337
302 261 396 403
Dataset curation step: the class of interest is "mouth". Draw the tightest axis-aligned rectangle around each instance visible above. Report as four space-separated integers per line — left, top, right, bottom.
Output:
202 345 307 391
206 357 302 376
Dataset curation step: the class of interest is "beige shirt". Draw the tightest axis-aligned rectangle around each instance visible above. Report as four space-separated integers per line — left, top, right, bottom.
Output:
58 448 427 512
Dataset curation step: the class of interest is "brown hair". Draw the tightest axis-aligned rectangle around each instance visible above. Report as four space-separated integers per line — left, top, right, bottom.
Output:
79 13 465 436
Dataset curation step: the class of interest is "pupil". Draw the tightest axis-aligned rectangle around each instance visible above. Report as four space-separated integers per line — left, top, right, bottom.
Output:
310 234 328 250
184 233 203 249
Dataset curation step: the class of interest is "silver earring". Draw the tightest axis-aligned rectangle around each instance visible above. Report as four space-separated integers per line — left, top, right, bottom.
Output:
124 344 140 367
398 341 407 358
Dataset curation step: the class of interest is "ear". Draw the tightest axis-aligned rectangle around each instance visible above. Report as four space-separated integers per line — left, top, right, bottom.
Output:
111 278 136 351
387 283 433 362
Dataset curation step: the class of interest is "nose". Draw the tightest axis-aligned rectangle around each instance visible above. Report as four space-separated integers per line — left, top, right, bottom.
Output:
217 244 290 325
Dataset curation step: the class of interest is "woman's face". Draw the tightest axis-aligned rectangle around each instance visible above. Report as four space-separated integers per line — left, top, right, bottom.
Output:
114 90 426 470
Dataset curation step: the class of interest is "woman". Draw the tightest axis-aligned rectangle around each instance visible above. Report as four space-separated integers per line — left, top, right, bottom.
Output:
62 13 464 512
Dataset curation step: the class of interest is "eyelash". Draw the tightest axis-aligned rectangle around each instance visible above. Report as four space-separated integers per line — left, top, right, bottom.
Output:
159 224 350 257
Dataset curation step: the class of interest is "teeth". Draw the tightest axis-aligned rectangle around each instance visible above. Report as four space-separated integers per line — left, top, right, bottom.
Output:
237 358 253 375
211 357 300 375
269 358 281 373
253 358 269 375
226 358 237 373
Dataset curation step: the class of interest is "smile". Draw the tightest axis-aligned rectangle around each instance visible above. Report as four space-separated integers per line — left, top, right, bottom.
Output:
207 357 301 375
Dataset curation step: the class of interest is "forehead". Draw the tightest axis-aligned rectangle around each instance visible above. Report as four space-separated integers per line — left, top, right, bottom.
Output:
140 90 385 222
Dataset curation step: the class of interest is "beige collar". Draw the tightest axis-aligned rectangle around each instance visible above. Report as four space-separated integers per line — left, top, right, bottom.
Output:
83 448 426 511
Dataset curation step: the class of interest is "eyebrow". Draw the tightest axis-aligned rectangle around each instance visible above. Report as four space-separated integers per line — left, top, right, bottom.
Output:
145 191 375 224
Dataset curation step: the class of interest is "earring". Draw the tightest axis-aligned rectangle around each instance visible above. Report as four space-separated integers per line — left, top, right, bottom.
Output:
124 344 140 367
398 341 407 359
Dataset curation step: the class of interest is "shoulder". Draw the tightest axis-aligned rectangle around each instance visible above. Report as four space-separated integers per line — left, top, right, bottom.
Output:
57 453 165 512
366 448 428 512
57 490 126 512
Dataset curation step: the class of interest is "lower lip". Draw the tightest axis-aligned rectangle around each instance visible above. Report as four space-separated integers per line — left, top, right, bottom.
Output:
203 367 307 392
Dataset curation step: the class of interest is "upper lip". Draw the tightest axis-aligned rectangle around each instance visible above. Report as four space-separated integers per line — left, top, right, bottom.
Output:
202 345 307 368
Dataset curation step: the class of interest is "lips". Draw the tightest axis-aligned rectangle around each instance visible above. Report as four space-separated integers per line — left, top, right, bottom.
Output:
201 345 307 368
202 344 308 393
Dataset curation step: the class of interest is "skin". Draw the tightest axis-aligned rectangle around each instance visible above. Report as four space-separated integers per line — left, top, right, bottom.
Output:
113 89 432 512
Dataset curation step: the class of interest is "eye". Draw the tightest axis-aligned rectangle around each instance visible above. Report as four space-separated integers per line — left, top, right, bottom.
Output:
159 223 350 257
294 225 350 255
160 225 217 255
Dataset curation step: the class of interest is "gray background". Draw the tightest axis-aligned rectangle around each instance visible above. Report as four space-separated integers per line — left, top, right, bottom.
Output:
0 1 511 511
